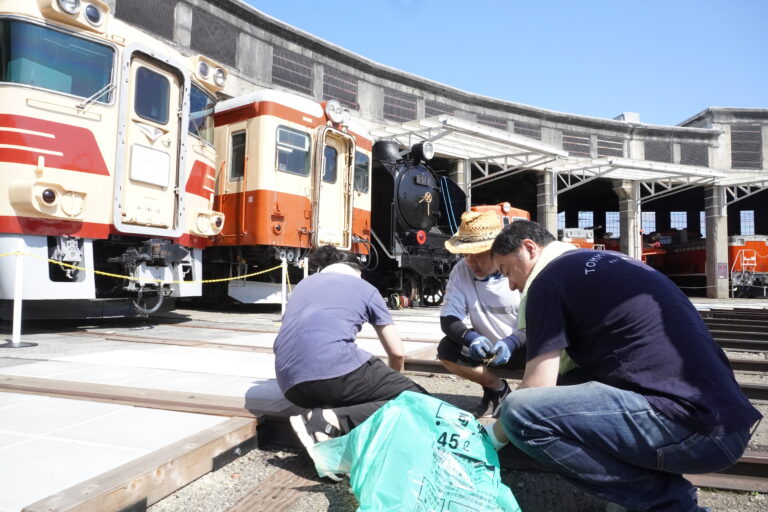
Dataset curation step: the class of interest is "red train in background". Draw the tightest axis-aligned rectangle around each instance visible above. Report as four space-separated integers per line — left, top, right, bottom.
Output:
597 229 768 297
641 232 768 297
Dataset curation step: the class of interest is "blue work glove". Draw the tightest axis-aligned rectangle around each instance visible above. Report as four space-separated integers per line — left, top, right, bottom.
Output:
489 340 511 366
468 336 493 361
489 332 524 366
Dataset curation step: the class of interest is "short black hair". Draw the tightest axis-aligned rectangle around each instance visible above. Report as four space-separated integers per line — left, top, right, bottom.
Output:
308 245 362 272
490 220 556 255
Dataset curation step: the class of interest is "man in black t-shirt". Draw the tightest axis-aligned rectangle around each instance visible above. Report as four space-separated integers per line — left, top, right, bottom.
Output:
483 220 761 512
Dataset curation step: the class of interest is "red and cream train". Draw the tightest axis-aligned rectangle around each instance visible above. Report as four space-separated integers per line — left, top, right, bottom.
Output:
0 0 225 317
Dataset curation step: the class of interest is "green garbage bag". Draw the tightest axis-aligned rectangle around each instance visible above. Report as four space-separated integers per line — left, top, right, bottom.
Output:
310 391 521 512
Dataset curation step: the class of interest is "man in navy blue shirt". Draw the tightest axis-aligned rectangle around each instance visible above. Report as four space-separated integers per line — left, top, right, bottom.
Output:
484 220 761 512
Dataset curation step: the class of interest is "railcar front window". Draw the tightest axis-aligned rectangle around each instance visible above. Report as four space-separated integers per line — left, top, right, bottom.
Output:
323 146 337 183
276 127 310 176
354 151 369 193
189 85 215 144
135 67 170 124
0 20 114 101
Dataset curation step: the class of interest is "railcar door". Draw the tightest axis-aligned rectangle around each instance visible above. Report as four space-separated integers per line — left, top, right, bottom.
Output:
114 50 184 235
313 128 354 249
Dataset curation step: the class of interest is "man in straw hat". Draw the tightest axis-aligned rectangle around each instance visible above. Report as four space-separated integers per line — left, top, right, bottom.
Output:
439 210 526 418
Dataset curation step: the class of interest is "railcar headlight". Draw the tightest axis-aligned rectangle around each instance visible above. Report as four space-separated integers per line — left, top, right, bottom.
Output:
325 99 344 123
198 61 210 79
41 188 57 205
84 4 103 25
502 202 511 213
58 0 81 14
213 67 226 87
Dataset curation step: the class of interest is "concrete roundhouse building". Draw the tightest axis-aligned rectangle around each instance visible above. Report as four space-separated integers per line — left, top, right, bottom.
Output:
105 0 768 299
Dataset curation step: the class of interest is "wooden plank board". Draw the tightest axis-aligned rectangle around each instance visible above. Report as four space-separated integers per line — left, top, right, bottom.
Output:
0 374 293 418
22 417 258 512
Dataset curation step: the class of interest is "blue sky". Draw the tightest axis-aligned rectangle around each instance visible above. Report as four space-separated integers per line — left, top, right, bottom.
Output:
243 0 767 126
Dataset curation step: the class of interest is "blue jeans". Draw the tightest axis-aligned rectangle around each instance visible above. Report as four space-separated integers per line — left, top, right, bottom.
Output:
499 381 752 511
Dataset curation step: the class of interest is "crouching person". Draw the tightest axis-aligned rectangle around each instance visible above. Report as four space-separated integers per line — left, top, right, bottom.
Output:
274 246 427 459
484 220 761 512
439 210 527 418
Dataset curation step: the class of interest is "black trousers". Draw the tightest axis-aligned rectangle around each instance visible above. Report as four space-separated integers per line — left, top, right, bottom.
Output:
284 357 428 434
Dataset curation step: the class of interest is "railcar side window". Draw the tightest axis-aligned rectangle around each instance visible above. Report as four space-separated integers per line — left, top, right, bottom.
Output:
354 151 370 193
135 67 170 124
276 127 310 176
0 20 114 101
230 131 246 181
323 146 337 183
189 85 215 145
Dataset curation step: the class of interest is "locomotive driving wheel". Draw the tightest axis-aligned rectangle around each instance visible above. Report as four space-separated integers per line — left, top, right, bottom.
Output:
421 277 445 307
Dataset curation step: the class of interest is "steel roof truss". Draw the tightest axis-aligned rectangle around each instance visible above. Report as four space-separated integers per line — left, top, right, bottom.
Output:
725 182 768 205
557 164 620 193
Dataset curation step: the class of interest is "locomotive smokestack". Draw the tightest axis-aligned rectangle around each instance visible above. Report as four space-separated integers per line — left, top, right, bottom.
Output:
372 140 401 173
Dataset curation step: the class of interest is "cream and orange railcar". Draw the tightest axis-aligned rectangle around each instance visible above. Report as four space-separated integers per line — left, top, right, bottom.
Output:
209 90 372 303
0 0 225 318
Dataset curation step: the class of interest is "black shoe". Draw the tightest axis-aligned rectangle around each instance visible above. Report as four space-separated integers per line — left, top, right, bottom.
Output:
472 380 511 418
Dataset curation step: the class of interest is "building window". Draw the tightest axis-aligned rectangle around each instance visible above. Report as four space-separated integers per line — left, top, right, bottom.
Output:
605 211 620 237
557 211 566 230
229 131 245 181
740 210 755 235
644 140 672 163
731 125 762 169
425 99 454 117
578 211 593 229
563 131 591 157
596 135 624 157
383 88 417 122
670 211 687 230
641 211 656 234
190 6 237 68
272 46 313 96
680 143 709 167
323 66 358 109
514 120 541 140
477 113 508 130
699 211 706 238
115 0 174 41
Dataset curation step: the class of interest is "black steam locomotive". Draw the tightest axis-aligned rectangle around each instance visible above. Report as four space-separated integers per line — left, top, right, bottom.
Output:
364 140 466 307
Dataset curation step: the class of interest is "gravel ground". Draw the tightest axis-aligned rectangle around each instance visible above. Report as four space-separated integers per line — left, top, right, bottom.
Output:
148 374 767 512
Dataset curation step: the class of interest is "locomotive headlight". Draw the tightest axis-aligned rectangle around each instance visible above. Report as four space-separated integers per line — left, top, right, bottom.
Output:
84 4 104 25
502 202 511 213
198 61 211 79
58 0 81 14
213 67 226 87
411 141 435 161
421 141 435 160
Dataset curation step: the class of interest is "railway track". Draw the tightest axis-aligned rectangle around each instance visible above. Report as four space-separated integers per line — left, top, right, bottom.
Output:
5 308 768 495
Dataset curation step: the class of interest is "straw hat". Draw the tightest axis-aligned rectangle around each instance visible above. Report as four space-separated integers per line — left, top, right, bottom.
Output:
444 210 503 254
